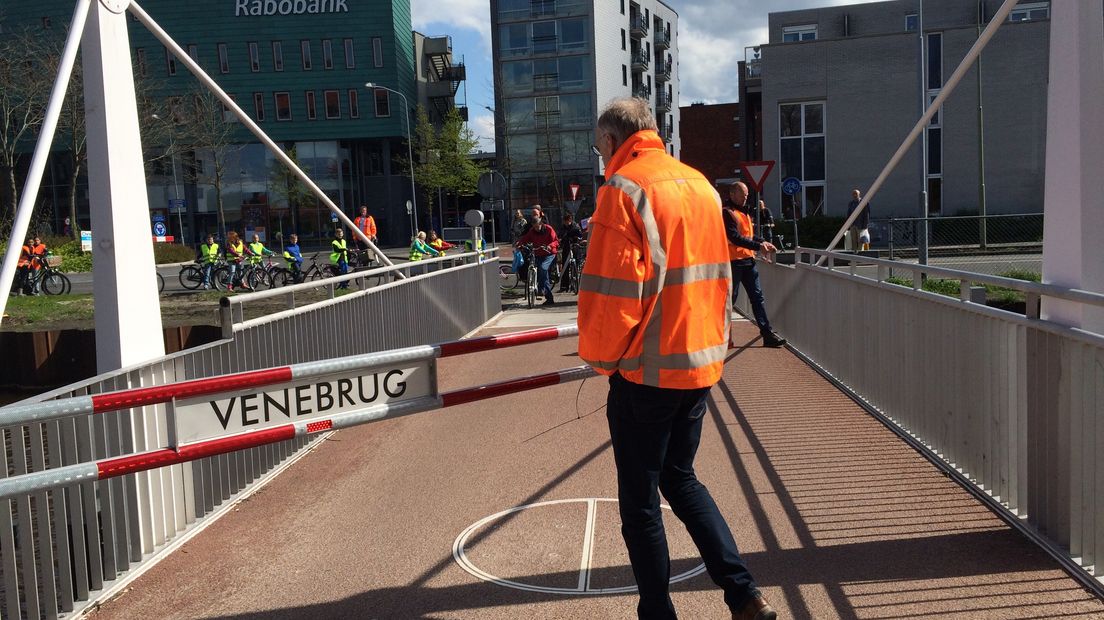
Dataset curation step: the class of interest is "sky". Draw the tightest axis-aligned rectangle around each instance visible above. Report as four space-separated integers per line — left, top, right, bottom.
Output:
411 0 861 151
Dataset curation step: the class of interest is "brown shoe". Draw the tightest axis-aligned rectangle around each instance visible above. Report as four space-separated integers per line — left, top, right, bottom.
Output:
732 595 777 620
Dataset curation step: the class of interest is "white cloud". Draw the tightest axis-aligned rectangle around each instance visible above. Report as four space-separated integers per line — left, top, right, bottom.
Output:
470 113 497 152
411 0 492 47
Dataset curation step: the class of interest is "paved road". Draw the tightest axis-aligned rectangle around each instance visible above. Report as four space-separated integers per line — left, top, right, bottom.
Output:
87 299 1103 619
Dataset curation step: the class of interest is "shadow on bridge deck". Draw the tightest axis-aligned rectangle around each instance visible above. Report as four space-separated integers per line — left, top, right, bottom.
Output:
87 321 1104 619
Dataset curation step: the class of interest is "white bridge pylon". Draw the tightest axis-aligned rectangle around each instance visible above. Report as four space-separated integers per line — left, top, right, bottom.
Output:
0 0 398 338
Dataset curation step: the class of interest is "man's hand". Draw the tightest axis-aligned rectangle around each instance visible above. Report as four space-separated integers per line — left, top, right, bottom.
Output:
760 242 778 254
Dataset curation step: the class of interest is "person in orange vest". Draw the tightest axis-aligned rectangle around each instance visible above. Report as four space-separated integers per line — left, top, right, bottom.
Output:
351 205 378 253
15 236 37 295
579 98 776 620
723 181 786 348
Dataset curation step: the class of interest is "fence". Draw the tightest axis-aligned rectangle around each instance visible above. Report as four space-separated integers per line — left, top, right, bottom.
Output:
0 252 501 619
736 250 1104 593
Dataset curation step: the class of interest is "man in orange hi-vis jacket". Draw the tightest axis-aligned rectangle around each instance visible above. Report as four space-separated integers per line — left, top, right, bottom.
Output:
579 98 776 620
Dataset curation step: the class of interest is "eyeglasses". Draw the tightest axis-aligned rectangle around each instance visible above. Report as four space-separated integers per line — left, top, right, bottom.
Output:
591 145 602 157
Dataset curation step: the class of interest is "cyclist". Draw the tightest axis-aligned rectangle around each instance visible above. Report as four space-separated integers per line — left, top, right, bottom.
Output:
225 231 246 291
557 212 584 293
283 233 304 281
331 228 350 289
409 231 442 261
427 230 454 255
197 234 220 289
14 237 36 295
515 211 559 305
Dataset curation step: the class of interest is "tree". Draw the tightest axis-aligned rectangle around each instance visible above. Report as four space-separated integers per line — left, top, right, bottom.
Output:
177 89 241 242
409 106 486 223
0 26 53 228
269 145 311 236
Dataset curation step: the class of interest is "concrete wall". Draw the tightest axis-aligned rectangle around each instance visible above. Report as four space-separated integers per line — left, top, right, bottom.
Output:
760 0 1049 217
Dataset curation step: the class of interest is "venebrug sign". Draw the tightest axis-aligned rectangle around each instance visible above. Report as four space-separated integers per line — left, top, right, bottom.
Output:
235 0 349 17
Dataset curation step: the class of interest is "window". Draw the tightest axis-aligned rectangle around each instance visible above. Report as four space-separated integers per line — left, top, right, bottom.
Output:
533 58 558 90
249 42 260 72
1010 2 1049 22
306 91 317 120
136 48 147 76
301 40 312 70
274 92 291 121
272 42 284 71
559 93 591 128
187 44 199 64
348 90 359 119
620 0 625 15
41 16 51 29
560 18 586 51
217 43 229 73
782 25 817 42
502 61 534 94
532 21 557 54
344 38 355 68
500 24 529 57
926 32 942 90
622 64 627 86
165 47 177 76
558 55 586 89
499 0 528 19
621 29 626 50
323 40 334 70
372 37 383 67
905 13 918 31
253 92 265 121
532 0 555 18
324 90 341 119
373 89 390 117
778 102 826 218
222 95 238 123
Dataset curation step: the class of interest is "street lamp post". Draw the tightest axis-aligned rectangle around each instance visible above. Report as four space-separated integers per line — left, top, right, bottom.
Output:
366 82 418 238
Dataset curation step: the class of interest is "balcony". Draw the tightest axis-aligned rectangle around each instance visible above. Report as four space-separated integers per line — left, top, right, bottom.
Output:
655 58 672 82
658 125 672 142
654 29 670 49
630 14 649 38
631 50 650 72
656 91 671 112
632 83 652 100
745 46 762 80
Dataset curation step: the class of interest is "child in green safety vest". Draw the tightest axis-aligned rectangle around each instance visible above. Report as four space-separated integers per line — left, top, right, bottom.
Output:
409 231 441 261
198 234 219 289
331 229 350 289
283 233 304 281
247 234 276 265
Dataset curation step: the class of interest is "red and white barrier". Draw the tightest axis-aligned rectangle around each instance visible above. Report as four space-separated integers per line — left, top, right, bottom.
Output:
0 325 590 500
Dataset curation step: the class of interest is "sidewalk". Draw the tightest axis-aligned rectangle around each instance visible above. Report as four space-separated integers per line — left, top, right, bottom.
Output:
87 319 1104 619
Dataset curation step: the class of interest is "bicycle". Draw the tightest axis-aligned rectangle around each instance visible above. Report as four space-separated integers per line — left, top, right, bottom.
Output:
270 253 338 287
179 258 226 291
156 271 165 294
347 249 384 287
560 240 587 295
25 255 71 296
517 243 555 309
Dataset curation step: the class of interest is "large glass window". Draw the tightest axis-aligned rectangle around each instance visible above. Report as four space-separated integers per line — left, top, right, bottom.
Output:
559 93 591 128
778 101 826 218
500 24 529 58
926 33 942 90
1010 2 1049 22
560 18 586 51
498 0 528 19
533 58 558 91
532 21 557 54
501 61 533 95
558 55 587 89
505 98 532 130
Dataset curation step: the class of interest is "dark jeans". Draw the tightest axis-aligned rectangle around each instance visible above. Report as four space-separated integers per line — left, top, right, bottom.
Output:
730 259 772 335
606 373 760 619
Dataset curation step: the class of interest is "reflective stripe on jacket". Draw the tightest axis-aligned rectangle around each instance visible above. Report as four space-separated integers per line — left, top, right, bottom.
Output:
578 130 732 389
726 208 756 261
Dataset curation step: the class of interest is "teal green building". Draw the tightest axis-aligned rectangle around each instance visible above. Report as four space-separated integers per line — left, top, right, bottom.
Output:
3 0 429 246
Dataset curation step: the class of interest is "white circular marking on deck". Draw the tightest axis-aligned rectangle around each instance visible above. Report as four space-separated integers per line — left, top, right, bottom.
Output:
452 498 707 595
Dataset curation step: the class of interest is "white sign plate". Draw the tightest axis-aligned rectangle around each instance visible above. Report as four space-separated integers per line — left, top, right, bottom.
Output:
173 363 433 445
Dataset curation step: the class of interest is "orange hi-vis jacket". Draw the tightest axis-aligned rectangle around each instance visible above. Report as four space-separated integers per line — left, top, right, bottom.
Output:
726 206 757 261
354 214 377 239
578 130 732 389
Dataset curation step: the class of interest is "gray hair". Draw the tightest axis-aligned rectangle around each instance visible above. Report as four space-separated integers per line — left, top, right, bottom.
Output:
598 97 658 144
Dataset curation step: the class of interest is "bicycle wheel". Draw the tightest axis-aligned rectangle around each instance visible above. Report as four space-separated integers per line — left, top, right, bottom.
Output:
42 271 69 295
526 266 537 309
178 265 204 290
269 268 292 288
213 265 232 290
566 261 580 295
246 267 268 290
157 272 165 294
61 271 72 294
499 264 515 291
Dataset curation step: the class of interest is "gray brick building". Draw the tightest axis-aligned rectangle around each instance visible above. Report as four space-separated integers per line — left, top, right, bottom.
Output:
742 0 1050 219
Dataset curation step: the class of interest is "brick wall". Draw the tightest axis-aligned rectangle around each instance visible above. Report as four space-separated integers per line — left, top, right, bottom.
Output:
678 102 742 186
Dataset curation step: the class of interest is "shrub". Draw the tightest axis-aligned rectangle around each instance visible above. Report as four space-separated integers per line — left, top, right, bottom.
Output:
154 243 198 264
997 269 1041 283
775 216 848 250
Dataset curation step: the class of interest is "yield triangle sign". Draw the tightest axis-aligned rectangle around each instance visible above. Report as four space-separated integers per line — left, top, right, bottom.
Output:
739 161 776 193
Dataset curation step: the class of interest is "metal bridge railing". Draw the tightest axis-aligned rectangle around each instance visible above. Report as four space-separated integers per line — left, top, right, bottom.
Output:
738 249 1104 594
0 256 501 619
